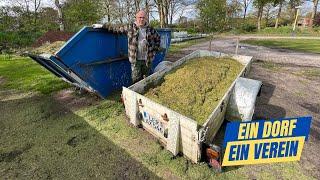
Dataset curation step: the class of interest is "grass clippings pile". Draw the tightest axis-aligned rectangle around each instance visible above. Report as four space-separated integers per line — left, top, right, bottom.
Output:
32 41 65 54
145 56 243 124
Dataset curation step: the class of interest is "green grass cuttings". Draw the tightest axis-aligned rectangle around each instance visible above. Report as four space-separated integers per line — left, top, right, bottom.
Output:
145 57 243 124
241 39 320 54
0 55 69 94
0 95 159 179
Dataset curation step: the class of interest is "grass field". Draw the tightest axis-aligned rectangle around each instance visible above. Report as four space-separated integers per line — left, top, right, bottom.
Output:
241 39 320 54
169 37 212 53
0 55 69 94
0 54 315 179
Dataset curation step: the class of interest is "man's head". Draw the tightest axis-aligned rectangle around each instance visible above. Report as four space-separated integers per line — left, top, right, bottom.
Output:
135 10 147 27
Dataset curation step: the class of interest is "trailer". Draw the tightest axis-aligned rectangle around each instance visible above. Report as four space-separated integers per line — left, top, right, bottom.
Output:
122 50 262 168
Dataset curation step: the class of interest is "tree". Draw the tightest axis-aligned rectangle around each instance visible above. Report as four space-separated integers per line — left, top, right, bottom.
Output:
55 0 65 31
154 0 167 27
240 0 254 19
264 3 275 26
274 0 285 28
197 0 227 32
227 0 243 18
33 0 42 27
287 0 301 24
310 0 319 27
63 0 102 31
38 7 59 31
5 0 43 30
254 0 271 30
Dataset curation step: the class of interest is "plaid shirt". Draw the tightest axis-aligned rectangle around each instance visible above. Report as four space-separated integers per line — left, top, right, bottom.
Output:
103 22 161 64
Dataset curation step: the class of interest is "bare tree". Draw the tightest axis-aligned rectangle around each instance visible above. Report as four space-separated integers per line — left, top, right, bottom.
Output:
134 0 142 12
168 0 188 25
54 0 64 31
274 0 284 28
7 0 42 28
240 0 253 19
264 3 274 26
33 0 41 26
154 0 165 27
310 0 319 27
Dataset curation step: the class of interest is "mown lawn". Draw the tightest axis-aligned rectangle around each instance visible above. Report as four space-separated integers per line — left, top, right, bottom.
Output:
0 54 315 179
241 39 320 54
0 54 69 94
169 37 211 53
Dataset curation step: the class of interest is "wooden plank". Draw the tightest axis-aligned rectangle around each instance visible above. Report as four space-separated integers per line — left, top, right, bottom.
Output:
167 112 180 155
122 87 139 126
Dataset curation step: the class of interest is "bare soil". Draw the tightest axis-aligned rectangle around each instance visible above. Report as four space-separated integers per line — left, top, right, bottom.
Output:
32 31 74 47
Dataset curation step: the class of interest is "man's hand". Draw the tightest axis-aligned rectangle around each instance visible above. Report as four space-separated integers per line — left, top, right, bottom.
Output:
92 24 103 29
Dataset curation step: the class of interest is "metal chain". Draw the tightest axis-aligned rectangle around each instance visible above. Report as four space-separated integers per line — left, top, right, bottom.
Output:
199 126 209 143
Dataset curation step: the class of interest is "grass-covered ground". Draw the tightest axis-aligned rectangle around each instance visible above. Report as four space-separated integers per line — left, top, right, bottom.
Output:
0 54 316 179
0 55 69 94
226 26 320 36
241 39 320 54
169 37 212 53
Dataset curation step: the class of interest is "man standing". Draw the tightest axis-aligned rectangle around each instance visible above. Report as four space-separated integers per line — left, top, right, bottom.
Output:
93 10 161 83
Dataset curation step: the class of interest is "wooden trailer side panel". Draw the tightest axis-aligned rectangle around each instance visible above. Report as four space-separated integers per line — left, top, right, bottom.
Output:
123 88 201 162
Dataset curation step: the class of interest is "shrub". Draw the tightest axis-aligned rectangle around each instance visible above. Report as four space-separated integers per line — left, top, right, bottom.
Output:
0 31 43 51
240 23 257 32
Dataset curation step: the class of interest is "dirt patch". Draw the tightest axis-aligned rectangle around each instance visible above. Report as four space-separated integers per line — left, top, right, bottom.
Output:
31 41 66 54
53 89 100 111
299 103 320 114
66 123 86 131
0 144 32 162
66 133 89 147
0 76 6 85
32 31 74 47
248 61 320 179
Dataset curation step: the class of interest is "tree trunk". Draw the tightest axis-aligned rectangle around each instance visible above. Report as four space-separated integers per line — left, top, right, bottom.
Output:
164 0 169 26
257 6 263 31
310 0 319 27
243 5 247 19
145 0 150 22
275 1 283 28
135 0 140 13
55 0 64 31
33 0 41 30
265 7 270 27
157 0 165 28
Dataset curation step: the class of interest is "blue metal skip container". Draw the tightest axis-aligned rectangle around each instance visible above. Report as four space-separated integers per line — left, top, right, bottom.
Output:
29 27 171 98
